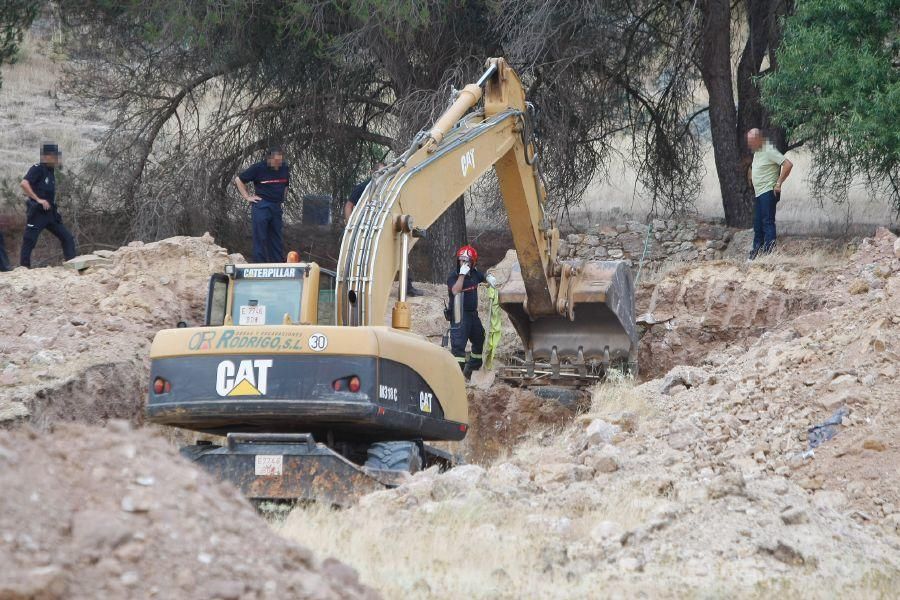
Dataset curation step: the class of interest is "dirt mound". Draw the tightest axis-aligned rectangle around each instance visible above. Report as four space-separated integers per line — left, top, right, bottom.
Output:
277 228 900 597
630 226 900 525
0 422 376 599
636 253 838 378
460 383 588 464
281 379 900 597
0 235 240 430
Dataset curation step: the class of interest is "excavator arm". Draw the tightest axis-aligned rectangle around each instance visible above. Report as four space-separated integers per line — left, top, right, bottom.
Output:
338 58 637 379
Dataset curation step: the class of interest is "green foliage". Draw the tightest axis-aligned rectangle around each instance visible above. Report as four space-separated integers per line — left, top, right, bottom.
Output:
761 0 900 206
0 0 39 88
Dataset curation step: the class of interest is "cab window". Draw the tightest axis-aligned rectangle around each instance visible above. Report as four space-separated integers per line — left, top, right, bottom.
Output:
205 274 229 326
317 271 337 325
231 278 303 325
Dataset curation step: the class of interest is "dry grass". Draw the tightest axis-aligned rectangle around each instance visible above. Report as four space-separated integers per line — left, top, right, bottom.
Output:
576 149 898 235
0 34 104 210
274 373 899 598
746 247 848 269
634 258 692 286
274 379 670 599
276 481 664 599
586 373 657 420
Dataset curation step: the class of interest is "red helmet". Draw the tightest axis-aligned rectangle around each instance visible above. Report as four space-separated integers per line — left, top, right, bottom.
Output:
456 245 478 264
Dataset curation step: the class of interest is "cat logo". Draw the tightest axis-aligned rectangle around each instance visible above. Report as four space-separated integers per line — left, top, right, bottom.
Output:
216 359 272 397
419 391 433 413
460 148 475 177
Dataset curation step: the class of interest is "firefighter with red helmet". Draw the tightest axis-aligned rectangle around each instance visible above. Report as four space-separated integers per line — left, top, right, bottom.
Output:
447 245 487 377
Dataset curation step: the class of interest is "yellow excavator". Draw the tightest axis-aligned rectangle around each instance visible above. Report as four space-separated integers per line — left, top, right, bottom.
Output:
146 59 636 504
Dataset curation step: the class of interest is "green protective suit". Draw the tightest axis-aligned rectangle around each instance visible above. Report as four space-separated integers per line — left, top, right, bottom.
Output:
483 285 503 370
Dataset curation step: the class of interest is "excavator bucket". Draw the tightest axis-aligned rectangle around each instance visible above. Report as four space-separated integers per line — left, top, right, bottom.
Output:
498 254 638 383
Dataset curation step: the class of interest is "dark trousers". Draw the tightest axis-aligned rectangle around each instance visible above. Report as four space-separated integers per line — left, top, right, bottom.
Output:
0 231 10 271
450 311 485 371
751 190 777 258
251 201 284 263
20 202 77 268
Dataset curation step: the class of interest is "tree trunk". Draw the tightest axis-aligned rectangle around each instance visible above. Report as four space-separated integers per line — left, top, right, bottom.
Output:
737 0 789 151
699 0 755 227
424 195 467 283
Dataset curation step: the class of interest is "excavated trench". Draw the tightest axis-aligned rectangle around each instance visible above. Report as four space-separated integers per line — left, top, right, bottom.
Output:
635 260 830 378
1 235 832 471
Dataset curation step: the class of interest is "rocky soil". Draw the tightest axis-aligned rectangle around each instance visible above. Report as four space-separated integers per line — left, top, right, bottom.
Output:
0 235 239 429
279 228 900 597
1 227 898 598
0 422 377 599
635 255 831 378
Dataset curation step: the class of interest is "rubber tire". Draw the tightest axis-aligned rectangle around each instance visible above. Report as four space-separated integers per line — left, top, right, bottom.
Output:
364 441 423 474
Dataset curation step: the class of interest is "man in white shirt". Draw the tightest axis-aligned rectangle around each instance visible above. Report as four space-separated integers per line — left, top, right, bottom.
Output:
746 129 793 258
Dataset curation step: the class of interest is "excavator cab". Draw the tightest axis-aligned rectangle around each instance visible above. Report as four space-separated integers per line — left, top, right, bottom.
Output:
203 263 337 327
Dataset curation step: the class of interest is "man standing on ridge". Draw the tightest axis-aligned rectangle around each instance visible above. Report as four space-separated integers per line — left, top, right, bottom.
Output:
747 129 793 258
234 147 289 263
19 143 78 268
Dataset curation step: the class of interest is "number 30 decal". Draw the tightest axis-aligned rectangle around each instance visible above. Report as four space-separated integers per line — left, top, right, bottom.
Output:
309 333 328 352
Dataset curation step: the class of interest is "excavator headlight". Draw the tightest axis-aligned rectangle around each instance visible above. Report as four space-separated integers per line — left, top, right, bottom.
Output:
348 376 361 393
224 264 235 275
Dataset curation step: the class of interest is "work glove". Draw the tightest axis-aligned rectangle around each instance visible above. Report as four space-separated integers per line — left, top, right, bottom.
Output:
486 274 498 288
459 263 471 276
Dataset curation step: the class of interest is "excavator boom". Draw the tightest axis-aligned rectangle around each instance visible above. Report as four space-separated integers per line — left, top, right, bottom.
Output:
339 58 637 380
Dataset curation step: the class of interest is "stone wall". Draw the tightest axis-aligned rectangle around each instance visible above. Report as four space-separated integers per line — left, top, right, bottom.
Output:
559 218 733 270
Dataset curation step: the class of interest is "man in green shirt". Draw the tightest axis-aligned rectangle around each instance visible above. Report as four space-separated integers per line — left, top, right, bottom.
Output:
746 128 793 257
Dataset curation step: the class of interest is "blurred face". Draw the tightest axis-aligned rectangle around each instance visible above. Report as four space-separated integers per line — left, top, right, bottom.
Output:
267 152 284 169
41 153 60 168
746 130 763 152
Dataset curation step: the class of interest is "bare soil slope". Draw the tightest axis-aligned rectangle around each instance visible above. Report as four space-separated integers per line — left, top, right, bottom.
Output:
0 235 239 429
0 422 377 599
278 229 900 598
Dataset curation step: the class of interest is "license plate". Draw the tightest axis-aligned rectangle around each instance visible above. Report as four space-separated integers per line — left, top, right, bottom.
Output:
254 454 283 476
239 305 266 325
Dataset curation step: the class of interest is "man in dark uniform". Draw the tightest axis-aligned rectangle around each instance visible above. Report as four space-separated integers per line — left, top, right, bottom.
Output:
343 161 385 223
19 143 78 268
234 147 289 263
0 232 10 272
345 161 422 296
448 245 486 378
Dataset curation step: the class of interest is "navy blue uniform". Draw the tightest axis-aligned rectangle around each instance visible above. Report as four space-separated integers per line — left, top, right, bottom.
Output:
447 268 486 372
239 161 290 263
0 232 10 271
20 163 77 268
347 177 370 210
